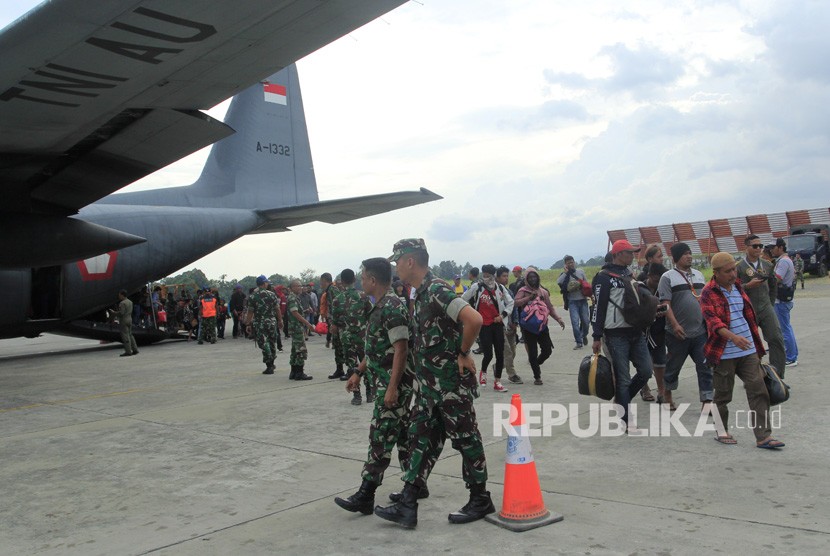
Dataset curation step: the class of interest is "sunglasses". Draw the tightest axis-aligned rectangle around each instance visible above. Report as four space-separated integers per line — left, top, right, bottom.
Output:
750 244 763 249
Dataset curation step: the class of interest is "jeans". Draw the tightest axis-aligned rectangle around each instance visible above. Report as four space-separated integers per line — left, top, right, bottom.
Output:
774 301 798 362
664 332 714 401
605 333 653 423
568 299 590 346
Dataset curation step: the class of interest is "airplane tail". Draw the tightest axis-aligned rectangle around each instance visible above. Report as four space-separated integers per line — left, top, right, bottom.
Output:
101 64 319 209
100 64 442 227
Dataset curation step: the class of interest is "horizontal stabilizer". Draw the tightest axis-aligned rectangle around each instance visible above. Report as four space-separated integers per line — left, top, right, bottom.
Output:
251 188 442 234
1 214 145 268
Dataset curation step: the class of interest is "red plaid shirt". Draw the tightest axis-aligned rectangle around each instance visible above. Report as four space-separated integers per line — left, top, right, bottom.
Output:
700 278 765 367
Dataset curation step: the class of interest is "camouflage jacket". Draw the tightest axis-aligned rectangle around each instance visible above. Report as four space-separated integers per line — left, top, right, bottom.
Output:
248 287 278 323
413 272 471 382
330 286 370 335
364 290 411 385
286 291 304 333
324 284 341 319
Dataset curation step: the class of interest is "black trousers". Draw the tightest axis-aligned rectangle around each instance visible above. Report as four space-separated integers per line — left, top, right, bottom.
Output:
524 328 553 379
479 323 505 378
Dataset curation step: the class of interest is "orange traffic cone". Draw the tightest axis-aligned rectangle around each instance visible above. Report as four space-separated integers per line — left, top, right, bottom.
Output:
485 393 563 532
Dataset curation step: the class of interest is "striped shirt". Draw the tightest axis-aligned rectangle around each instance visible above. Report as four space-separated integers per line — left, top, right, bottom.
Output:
719 285 756 360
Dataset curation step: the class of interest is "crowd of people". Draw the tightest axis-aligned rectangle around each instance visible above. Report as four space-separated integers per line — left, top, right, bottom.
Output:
112 233 804 525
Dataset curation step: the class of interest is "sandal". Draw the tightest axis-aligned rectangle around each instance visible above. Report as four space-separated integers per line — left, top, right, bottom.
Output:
640 386 655 402
757 438 785 449
656 395 677 411
714 434 737 445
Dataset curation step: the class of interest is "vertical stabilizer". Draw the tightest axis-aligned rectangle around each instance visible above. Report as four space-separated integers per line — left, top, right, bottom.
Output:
99 64 318 209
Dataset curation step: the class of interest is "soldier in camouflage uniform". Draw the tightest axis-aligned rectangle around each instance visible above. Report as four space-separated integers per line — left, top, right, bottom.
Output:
247 275 282 374
374 238 494 528
286 279 316 380
320 273 347 380
334 257 417 515
330 268 372 405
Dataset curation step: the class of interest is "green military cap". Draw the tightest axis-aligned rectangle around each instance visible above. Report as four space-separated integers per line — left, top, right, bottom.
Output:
388 238 427 262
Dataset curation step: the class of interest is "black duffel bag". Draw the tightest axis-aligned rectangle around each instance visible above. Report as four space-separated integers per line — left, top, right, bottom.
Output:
762 362 790 406
578 354 615 401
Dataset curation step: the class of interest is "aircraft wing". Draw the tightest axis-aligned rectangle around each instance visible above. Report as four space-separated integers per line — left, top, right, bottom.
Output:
251 188 443 233
0 0 407 215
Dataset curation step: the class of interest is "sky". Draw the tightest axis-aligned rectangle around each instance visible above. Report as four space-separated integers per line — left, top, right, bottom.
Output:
4 1 829 279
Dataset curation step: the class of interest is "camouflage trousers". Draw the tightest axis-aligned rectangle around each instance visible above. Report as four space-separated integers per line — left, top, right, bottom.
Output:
332 332 344 368
255 319 277 364
198 316 216 343
402 375 487 488
289 327 308 366
362 384 413 485
338 329 364 369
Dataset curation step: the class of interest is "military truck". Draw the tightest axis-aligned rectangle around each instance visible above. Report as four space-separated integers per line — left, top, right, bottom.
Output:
784 224 829 276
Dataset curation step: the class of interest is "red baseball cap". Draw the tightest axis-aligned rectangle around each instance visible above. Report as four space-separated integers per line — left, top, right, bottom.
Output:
512 265 522 272
611 239 639 255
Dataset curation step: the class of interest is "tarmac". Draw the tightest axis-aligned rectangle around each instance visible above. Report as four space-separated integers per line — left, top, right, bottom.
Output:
1 281 829 555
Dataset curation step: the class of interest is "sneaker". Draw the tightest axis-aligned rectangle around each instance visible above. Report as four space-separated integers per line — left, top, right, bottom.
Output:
785 360 798 367
478 371 487 385
493 381 508 392
472 348 482 355
533 378 543 385
573 344 583 350
508 375 523 384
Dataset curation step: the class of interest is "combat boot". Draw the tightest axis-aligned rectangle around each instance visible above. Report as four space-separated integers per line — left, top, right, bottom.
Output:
374 482 419 528
388 485 429 502
351 389 362 406
328 365 345 380
334 479 377 515
288 365 298 380
262 363 275 375
294 367 313 380
447 483 495 524
365 386 375 403
341 367 354 382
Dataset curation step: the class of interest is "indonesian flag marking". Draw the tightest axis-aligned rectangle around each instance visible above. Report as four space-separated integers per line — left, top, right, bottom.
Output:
263 83 287 105
77 251 118 281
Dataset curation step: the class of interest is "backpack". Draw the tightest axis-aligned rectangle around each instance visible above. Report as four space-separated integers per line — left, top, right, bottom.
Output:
519 295 550 333
602 271 659 331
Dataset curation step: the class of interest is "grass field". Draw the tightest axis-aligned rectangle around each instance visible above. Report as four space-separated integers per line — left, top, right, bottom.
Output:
534 264 829 300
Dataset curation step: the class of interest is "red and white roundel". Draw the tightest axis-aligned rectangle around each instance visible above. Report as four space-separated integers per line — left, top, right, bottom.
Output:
77 251 118 281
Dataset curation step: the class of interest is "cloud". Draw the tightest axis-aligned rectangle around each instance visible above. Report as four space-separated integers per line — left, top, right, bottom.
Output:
428 213 477 243
544 42 686 99
751 2 830 83
599 42 686 94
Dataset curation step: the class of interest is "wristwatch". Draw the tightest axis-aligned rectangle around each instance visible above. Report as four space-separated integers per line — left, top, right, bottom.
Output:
459 348 471 357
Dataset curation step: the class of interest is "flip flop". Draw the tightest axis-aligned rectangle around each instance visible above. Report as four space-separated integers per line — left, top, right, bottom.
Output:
656 395 677 411
714 435 737 445
757 438 785 449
